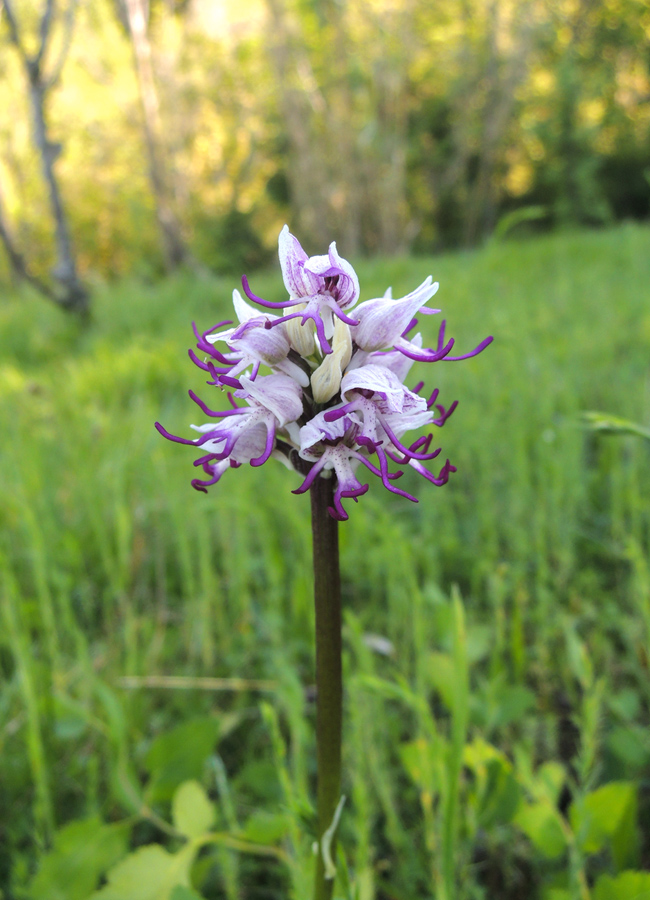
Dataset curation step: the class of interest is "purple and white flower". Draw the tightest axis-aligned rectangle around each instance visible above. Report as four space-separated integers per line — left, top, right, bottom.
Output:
240 225 360 355
156 226 492 520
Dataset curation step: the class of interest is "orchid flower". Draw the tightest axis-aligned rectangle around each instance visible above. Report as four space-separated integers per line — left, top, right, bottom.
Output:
156 225 493 520
240 225 360 355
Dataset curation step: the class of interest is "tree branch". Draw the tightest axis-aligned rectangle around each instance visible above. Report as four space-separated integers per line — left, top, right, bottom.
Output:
1 0 28 61
45 0 78 89
0 177 57 300
34 0 56 74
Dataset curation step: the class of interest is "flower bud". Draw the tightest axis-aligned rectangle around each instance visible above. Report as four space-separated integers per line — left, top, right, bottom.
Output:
311 319 352 403
285 303 316 357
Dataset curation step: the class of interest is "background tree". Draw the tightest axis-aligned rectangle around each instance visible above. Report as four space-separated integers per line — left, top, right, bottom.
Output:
1 0 89 314
0 0 648 285
113 0 189 271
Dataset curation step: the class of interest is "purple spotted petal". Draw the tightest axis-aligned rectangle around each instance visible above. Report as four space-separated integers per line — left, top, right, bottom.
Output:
340 364 406 413
238 373 304 427
303 241 360 309
352 277 440 351
278 225 322 297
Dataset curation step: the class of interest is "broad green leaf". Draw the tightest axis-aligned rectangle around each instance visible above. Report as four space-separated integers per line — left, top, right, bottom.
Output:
94 681 129 746
169 887 205 900
466 624 492 664
493 685 536 729
564 626 593 688
570 781 638 869
240 809 293 844
464 739 520 828
463 737 507 769
607 725 649 771
172 780 216 839
91 843 196 900
233 759 282 803
427 652 455 712
53 714 87 741
534 762 567 807
593 870 650 900
144 717 222 802
401 737 441 792
26 817 128 900
607 689 641 722
515 802 568 859
476 759 520 829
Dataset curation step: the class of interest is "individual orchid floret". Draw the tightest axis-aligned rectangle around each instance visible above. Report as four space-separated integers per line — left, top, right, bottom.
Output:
336 365 439 461
155 372 304 483
278 225 359 311
351 278 440 352
352 282 494 364
240 226 360 355
296 411 414 521
203 289 309 388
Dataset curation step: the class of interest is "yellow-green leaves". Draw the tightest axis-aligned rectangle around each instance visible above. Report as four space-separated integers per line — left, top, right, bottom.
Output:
515 802 568 860
570 781 638 871
90 843 197 900
172 780 216 841
26 817 128 900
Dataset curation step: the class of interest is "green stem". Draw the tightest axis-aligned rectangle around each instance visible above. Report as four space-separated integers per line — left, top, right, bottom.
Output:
310 474 342 900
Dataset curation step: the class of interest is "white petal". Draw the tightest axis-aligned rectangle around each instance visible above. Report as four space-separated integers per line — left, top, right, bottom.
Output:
278 225 320 297
352 277 439 351
240 373 303 427
232 288 264 324
341 364 405 412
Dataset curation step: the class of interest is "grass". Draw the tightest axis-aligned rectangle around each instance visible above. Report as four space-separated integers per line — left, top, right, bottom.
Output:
1 222 650 900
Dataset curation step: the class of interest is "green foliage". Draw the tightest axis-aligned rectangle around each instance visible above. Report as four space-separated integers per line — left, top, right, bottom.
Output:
1 226 650 897
516 802 568 860
582 412 650 441
593 870 650 900
463 740 521 830
144 717 223 803
570 782 638 870
90 843 198 900
239 810 293 845
26 818 129 900
172 781 216 840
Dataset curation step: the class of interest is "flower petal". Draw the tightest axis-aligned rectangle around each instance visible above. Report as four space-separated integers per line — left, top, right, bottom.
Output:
239 373 304 427
352 277 440 351
340 364 406 413
278 225 320 297
303 242 360 309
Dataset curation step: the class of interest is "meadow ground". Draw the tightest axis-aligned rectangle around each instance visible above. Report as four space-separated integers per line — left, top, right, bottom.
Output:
1 223 650 899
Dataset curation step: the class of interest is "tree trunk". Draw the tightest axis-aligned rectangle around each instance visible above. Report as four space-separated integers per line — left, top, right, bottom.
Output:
123 0 188 271
2 0 89 314
0 175 56 299
27 72 89 312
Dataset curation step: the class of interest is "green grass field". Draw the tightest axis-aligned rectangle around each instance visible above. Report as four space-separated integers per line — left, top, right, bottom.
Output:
1 223 650 900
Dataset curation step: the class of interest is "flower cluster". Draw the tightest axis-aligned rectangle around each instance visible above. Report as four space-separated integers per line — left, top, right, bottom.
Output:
156 226 492 520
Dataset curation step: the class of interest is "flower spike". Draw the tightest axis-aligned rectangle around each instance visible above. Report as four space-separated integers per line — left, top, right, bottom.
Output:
157 224 491 518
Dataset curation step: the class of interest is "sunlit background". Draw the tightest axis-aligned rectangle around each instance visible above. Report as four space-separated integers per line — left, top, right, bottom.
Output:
0 0 648 286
